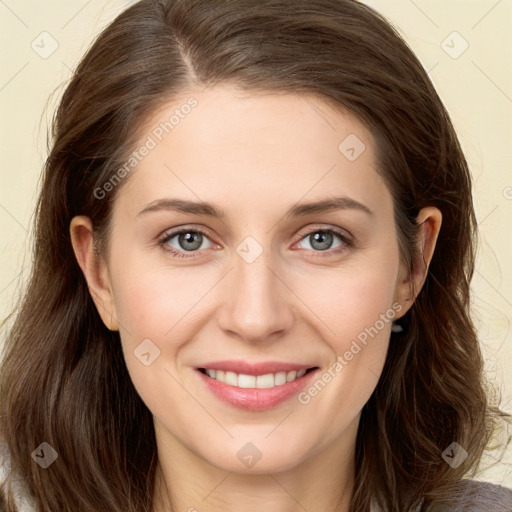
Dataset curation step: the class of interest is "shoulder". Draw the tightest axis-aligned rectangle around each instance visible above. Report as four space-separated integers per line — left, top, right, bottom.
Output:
370 480 512 512
424 480 512 512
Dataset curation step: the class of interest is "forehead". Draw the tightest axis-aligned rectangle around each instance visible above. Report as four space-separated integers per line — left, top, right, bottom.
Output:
114 84 392 221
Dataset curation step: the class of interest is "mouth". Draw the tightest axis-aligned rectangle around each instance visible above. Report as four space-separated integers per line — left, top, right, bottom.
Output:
195 361 320 411
197 366 318 388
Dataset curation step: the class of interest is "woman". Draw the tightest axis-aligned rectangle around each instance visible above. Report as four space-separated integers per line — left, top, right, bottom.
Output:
0 0 510 511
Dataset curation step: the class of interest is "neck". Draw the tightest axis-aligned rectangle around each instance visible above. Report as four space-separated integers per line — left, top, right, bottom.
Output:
152 422 357 512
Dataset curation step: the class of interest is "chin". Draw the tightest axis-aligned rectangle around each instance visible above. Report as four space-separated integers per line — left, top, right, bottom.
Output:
201 440 311 475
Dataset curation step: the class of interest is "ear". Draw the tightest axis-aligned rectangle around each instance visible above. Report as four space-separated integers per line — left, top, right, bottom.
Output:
393 206 442 318
69 216 119 331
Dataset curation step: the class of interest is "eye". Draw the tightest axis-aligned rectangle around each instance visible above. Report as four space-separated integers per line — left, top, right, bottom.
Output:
159 228 215 259
158 226 353 259
295 227 353 256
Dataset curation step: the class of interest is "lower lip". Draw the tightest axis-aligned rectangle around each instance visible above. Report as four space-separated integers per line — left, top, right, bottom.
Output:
196 368 319 411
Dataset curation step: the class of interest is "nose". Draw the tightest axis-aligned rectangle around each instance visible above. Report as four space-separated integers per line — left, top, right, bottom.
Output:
216 245 294 345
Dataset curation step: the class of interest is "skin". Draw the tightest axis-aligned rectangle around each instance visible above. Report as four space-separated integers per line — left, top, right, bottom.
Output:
70 84 442 512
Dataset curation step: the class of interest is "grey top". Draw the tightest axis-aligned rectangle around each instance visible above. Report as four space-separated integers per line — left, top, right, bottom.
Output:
368 481 512 511
421 480 512 511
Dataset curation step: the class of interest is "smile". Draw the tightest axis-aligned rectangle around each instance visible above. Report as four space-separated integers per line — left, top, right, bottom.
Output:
199 367 311 388
195 361 319 410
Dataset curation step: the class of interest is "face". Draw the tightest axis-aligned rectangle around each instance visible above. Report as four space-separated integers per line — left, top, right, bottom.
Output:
74 85 429 475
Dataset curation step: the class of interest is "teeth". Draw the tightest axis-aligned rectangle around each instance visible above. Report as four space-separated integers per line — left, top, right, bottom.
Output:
224 371 238 386
275 371 287 386
286 371 297 382
238 374 256 388
203 368 310 388
256 373 274 388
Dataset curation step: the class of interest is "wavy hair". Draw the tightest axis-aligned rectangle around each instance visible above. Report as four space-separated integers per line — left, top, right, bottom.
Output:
1 1 509 511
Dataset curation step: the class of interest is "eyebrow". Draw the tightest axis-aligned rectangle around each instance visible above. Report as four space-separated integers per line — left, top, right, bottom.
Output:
137 196 373 218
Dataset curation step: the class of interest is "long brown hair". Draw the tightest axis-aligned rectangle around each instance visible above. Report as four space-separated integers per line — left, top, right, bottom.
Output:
1 1 509 511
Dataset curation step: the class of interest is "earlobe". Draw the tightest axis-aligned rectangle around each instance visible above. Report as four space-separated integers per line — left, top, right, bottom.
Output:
69 216 119 331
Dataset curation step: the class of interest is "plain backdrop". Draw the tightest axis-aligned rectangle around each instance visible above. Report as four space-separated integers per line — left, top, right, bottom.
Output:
1 0 511 485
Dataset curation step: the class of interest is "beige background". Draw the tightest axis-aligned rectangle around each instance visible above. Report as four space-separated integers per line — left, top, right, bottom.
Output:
1 0 511 485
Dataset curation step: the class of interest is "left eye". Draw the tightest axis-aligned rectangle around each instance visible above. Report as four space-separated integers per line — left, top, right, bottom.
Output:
296 229 347 252
159 227 351 259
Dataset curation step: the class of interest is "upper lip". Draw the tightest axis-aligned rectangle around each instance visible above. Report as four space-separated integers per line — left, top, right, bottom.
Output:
197 360 317 376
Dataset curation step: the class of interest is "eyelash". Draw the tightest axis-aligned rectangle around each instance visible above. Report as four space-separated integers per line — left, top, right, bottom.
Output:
158 227 354 258
158 226 353 259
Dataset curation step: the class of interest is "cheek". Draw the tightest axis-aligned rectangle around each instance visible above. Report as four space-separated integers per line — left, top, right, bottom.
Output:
292 246 401 345
291 247 400 409
106 225 402 466
110 229 401 354
110 251 214 342
109 258 203 419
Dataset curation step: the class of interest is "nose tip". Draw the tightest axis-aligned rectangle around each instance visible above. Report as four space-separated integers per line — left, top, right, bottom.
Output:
216 247 294 344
